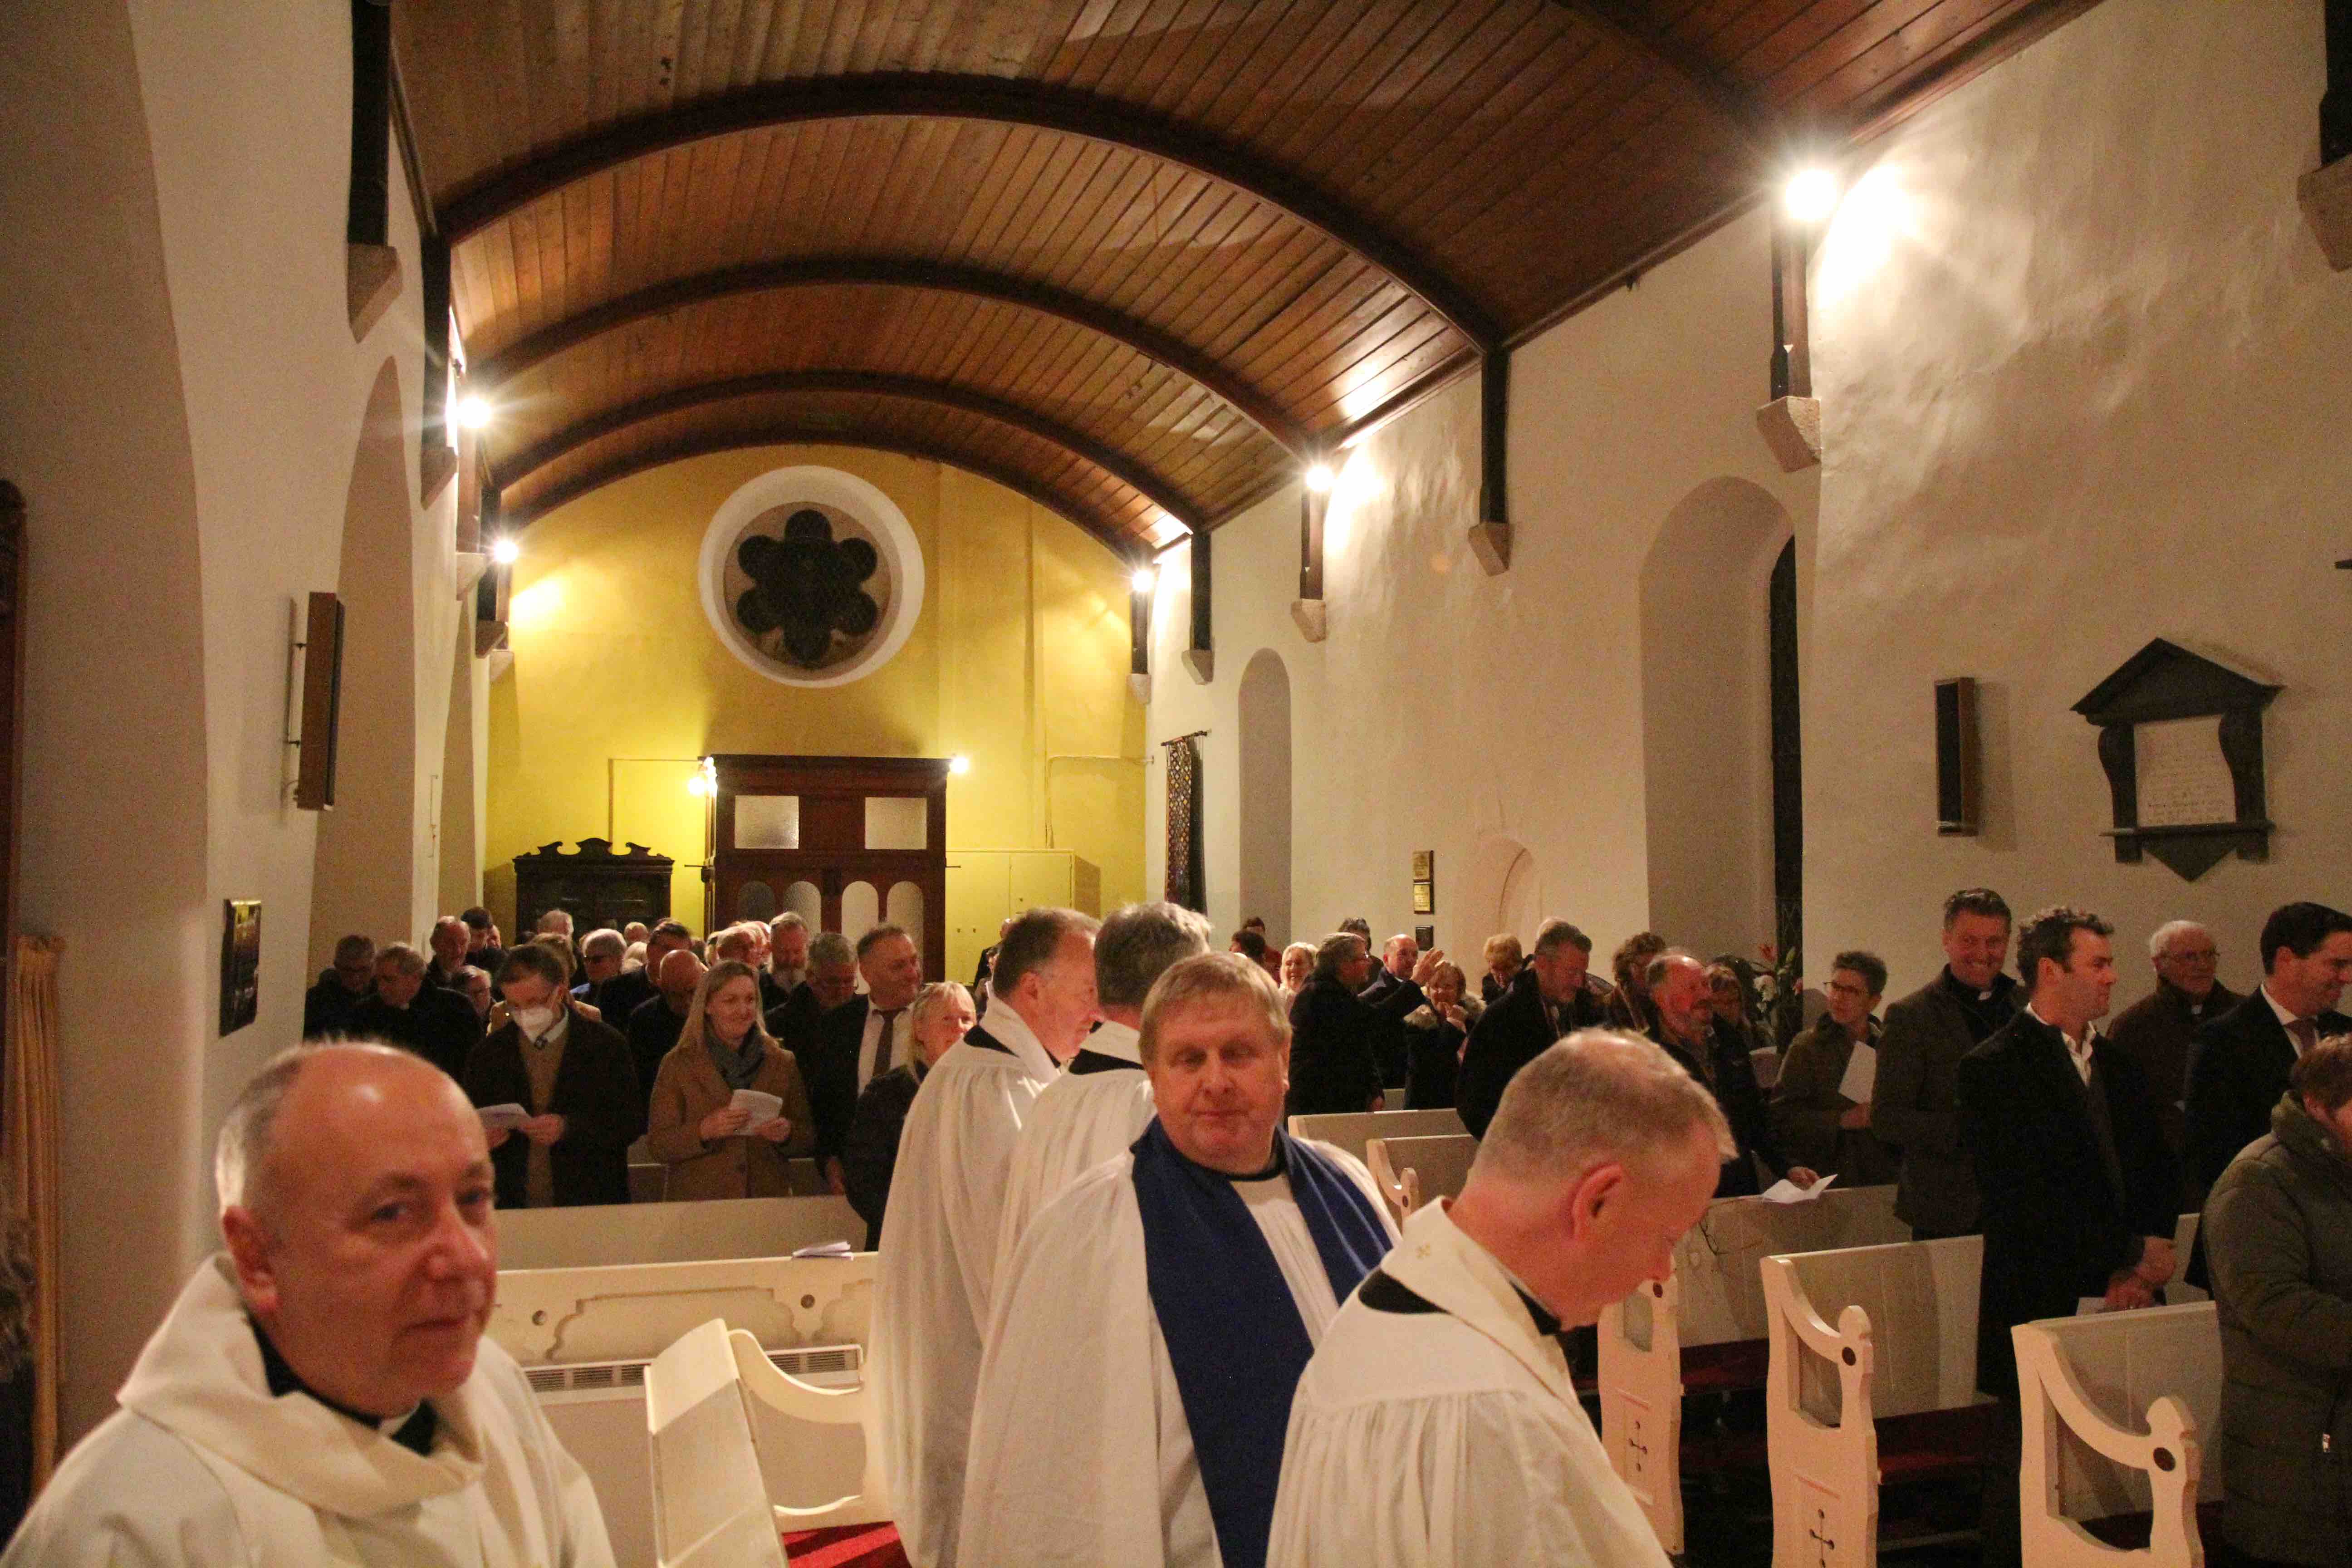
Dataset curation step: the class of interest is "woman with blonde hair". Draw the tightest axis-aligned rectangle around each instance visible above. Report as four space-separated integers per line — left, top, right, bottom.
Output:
646 960 816 1200
843 980 975 1246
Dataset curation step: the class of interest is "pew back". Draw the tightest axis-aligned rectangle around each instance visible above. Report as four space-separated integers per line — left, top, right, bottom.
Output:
492 1253 875 1367
1285 1107 1465 1161
1362 1134 1478 1221
496 1193 863 1271
646 1320 790 1568
2015 1301 2222 1559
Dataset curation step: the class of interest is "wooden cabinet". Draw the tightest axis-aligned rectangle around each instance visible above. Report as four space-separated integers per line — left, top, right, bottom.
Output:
512 838 674 938
708 756 950 980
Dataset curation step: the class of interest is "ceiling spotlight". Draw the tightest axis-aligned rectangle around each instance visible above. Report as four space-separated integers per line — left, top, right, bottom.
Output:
949 754 972 775
1784 167 1841 225
490 537 520 566
1303 464 1335 494
456 393 494 430
1131 566 1157 594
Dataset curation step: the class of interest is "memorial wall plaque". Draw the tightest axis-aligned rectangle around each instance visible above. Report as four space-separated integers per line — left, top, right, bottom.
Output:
2072 640 2279 881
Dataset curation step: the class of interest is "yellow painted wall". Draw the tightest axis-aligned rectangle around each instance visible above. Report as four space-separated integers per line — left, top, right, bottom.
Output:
486 445 1145 975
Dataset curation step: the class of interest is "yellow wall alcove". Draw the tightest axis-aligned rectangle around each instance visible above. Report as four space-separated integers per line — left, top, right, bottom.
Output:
486 444 1146 979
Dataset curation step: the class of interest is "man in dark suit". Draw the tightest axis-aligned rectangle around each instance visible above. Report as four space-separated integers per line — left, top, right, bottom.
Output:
461 906 507 985
1358 934 1422 1086
349 942 484 1081
462 942 642 1209
799 925 926 1191
765 929 859 1048
1286 931 1439 1116
422 915 473 991
1457 919 1608 1137
2106 918 2238 1173
625 948 705 1118
598 918 691 1037
2184 902 2352 1203
570 928 627 1012
302 934 377 1036
1646 951 1813 1198
1958 906 2180 1567
1874 887 2020 1239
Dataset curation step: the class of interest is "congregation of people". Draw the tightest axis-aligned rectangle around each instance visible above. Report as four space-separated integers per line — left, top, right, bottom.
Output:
15 882 2352 1568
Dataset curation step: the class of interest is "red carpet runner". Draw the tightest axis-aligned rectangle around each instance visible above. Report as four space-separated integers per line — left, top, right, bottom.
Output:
780 1522 910 1568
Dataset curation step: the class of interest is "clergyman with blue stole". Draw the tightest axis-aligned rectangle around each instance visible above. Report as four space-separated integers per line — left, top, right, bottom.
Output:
959 951 1397 1568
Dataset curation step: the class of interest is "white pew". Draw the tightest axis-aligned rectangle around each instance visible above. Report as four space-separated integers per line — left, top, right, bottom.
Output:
1599 1186 1909 1553
1285 1107 1465 1162
646 1321 789 1568
1761 1236 1992 1568
2014 1302 2222 1567
1362 1133 1478 1222
491 1199 872 1568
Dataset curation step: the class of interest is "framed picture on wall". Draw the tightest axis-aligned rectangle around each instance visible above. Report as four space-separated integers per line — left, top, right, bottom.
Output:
1411 880 1434 915
220 900 261 1035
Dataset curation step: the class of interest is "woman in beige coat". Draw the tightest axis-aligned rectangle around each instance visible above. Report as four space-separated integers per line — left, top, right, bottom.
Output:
645 960 816 1200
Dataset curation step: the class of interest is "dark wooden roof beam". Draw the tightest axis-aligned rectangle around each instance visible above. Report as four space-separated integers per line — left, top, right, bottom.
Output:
1547 0 1778 153
493 370 1207 534
509 430 1142 560
468 257 1313 461
436 73 1502 348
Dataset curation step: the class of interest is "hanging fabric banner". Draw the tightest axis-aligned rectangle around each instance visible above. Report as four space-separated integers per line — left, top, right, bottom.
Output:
1164 735 1205 912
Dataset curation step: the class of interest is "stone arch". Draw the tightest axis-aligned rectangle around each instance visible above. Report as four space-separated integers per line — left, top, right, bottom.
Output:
1638 476 1795 962
1236 648 1292 945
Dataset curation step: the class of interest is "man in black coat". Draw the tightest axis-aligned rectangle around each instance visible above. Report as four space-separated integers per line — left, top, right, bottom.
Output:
625 948 705 1117
598 919 691 1041
302 934 377 1036
2106 918 2238 1175
1875 887 2021 1240
459 906 506 985
1457 920 1608 1137
462 943 642 1209
349 943 484 1081
1958 906 2180 1568
798 926 925 1189
1357 934 1425 1086
2184 902 2352 1201
1286 931 1440 1116
1646 951 1812 1198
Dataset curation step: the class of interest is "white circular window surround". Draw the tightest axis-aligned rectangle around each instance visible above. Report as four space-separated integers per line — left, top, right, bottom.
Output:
698 466 925 687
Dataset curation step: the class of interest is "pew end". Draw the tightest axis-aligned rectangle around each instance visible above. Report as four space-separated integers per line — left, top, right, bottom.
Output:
2014 1303 2221 1568
1598 1271 1689 1552
1284 1107 1465 1162
1362 1133 1474 1225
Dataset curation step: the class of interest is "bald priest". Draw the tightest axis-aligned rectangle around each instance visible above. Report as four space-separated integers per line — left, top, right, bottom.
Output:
5 1042 612 1567
1268 1029 1731 1566
959 952 1398 1568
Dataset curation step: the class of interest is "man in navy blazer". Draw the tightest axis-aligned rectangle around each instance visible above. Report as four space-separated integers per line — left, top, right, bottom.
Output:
2184 902 2352 1200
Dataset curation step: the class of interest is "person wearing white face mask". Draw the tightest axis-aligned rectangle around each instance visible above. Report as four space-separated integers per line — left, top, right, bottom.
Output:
461 943 643 1209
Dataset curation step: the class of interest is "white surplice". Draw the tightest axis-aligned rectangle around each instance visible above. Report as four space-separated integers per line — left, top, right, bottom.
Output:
1265 1201 1671 1568
869 1006 1058 1568
991 1018 1156 1283
959 1139 1396 1568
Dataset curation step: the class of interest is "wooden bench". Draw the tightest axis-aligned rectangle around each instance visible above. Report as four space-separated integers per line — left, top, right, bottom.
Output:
1285 1107 1465 1163
1761 1235 1993 1568
2014 1302 2222 1567
1597 1185 1908 1553
1362 1132 1479 1222
496 1192 862 1271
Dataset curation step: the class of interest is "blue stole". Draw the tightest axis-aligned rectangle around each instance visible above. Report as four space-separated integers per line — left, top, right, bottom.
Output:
1130 1120 1390 1568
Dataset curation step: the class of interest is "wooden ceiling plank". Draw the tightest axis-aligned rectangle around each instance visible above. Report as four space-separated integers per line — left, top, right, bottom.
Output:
802 118 870 249
1056 156 1217 312
888 120 996 258
1442 89 1716 268
959 124 1076 261
714 124 780 268
832 118 924 251
898 0 964 74
679 127 749 278
1093 0 1235 105
1188 231 1357 375
1408 69 1685 244
1263 295 1452 413
1547 0 1775 144
1305 0 1548 202
1162 0 1319 124
1230 0 1420 146
872 0 939 71
1766 0 2000 108
728 0 782 83
1698 0 1845 69
1029 142 1167 293
1814 0 2092 133
1132 0 1266 114
675 0 725 103
938 122 1044 257
971 132 1099 279
1264 0 1480 170
845 0 912 74
1735 0 1927 91
818 0 876 76
1054 0 1168 94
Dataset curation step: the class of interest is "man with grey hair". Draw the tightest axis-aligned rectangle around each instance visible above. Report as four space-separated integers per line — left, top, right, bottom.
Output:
302 933 377 1036
423 915 473 991
2 1043 614 1565
1288 930 1443 1116
763 910 810 1012
349 941 484 1081
992 901 1214 1278
872 906 1101 1567
2107 918 2235 1169
1458 918 1608 1137
1268 1029 1729 1565
765 927 858 1044
572 927 626 1011
1646 950 1813 1197
962 954 1396 1568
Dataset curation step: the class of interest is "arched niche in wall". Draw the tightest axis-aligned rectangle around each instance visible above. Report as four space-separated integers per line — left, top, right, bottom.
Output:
842 880 879 941
1638 477 1794 963
1461 834 1539 956
737 880 778 922
886 881 925 960
1236 648 1293 945
783 880 822 928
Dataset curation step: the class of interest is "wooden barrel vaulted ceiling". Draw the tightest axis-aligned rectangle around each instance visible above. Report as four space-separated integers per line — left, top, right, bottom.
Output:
394 0 2096 556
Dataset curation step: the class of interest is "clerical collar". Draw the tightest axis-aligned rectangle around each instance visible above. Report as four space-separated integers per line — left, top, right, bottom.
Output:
1942 967 2004 1005
249 1318 437 1456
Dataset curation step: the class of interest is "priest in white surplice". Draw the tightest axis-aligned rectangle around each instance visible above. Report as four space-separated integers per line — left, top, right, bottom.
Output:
961 952 1398 1568
869 906 1099 1568
993 900 1214 1280
1268 1029 1733 1567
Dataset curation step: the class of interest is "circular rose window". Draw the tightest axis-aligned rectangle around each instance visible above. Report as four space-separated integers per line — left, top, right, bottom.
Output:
698 466 925 687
